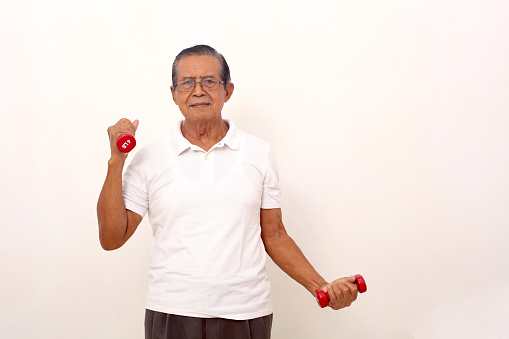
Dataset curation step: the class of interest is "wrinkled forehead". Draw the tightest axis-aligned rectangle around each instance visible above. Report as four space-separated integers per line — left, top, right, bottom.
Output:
176 55 221 81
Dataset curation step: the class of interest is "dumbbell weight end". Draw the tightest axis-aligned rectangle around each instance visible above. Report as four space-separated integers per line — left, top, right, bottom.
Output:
116 133 136 153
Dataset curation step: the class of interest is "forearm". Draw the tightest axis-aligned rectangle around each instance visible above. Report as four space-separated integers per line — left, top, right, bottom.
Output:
97 157 129 250
264 233 327 295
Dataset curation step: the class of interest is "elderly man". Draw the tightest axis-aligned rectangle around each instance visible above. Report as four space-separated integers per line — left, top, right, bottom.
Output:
97 45 359 339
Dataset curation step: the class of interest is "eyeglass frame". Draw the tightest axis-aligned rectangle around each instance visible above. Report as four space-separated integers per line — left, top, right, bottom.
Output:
174 77 226 92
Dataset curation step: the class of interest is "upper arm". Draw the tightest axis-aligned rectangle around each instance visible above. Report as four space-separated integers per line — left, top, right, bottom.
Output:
260 208 287 243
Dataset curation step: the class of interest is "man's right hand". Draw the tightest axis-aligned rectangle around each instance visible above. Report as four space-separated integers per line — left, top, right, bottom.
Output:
107 118 139 158
98 118 142 251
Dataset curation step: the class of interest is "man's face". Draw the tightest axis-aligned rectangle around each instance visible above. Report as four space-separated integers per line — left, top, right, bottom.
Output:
171 55 234 123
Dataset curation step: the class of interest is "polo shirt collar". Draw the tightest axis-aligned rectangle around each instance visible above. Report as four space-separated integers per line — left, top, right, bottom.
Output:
173 119 240 155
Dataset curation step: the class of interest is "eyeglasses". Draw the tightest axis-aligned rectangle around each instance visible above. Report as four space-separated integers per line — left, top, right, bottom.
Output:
175 78 225 92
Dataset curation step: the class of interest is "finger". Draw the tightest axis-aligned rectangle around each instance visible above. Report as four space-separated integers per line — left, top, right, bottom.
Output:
334 282 353 307
343 277 359 293
343 279 358 303
324 283 343 310
112 118 137 136
331 280 356 308
340 277 359 302
327 284 341 309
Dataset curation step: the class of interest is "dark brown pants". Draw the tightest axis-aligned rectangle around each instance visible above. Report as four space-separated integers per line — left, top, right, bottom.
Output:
145 310 273 339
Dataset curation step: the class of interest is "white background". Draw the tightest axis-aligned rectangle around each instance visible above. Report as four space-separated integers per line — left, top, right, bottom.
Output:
1 0 509 338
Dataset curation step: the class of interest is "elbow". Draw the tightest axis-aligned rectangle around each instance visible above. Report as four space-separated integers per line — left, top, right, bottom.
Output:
98 224 124 251
261 231 286 253
100 237 123 251
100 241 120 251
262 228 287 245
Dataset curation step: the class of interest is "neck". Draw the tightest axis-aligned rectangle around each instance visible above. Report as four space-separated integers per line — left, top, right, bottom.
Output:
181 117 229 152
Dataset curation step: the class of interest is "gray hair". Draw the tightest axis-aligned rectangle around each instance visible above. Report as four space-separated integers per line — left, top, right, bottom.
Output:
172 45 231 87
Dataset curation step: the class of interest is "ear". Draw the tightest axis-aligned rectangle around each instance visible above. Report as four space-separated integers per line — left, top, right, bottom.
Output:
170 86 178 105
224 83 234 103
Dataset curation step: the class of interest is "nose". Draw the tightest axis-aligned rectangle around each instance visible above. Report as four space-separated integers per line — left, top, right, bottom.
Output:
192 81 206 95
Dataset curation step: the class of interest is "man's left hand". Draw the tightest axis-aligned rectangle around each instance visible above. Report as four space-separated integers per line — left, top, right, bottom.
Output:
319 276 359 310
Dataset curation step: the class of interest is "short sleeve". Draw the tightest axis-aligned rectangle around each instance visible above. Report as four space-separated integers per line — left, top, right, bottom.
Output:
261 147 282 209
122 152 149 217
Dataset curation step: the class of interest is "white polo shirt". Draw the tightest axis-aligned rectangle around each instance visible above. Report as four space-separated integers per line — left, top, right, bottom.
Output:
122 120 282 320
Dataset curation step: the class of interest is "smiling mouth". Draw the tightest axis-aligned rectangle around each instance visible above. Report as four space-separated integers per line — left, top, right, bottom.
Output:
190 103 210 108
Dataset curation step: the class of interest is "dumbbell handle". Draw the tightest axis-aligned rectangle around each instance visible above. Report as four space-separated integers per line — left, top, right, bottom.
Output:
315 274 367 308
116 133 136 153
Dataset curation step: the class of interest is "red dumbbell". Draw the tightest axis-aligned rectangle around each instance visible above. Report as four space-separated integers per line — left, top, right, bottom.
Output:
315 274 367 308
116 133 136 153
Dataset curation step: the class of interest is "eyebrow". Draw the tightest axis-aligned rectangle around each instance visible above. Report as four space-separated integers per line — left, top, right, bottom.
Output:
181 75 216 80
